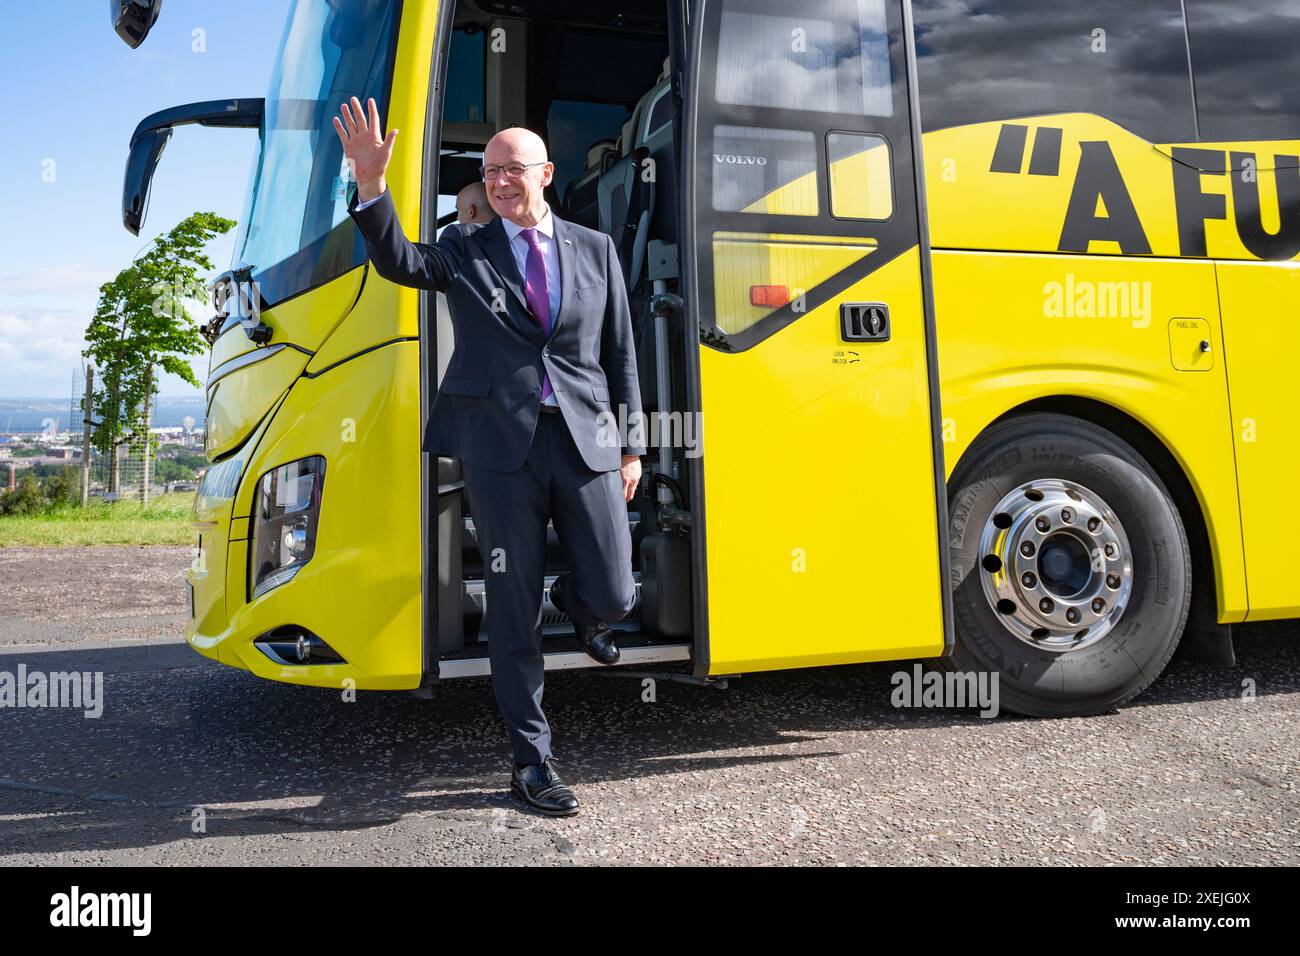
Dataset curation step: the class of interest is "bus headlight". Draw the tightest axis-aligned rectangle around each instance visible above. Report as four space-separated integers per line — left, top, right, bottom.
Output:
250 456 326 600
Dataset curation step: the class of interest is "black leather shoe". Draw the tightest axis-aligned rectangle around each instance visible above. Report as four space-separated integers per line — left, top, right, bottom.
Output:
511 757 580 816
577 619 620 665
550 573 621 665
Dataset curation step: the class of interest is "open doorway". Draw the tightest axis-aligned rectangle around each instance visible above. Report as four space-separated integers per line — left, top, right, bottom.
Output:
424 1 695 676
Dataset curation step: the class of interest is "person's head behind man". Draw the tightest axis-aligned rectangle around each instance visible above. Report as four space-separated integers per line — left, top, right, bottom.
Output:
482 127 554 228
455 181 492 224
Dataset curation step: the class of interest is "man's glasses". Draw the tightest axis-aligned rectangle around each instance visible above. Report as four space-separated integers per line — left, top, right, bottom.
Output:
480 161 548 181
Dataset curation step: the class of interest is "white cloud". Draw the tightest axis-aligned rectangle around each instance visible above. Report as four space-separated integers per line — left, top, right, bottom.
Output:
0 308 91 396
0 307 204 398
0 263 115 300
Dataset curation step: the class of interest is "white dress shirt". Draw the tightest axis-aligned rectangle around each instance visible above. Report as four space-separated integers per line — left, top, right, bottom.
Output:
355 194 562 406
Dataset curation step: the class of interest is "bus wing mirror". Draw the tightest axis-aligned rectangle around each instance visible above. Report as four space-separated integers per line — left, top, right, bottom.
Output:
111 0 165 49
122 126 171 237
122 98 264 235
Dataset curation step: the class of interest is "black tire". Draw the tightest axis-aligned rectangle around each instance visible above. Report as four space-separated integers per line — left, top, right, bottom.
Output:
944 413 1191 716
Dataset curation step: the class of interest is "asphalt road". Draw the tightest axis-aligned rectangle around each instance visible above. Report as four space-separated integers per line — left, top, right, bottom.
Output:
0 546 1296 865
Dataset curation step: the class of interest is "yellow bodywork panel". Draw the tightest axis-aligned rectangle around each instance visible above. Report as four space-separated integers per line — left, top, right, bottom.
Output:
184 0 438 687
923 113 1300 262
205 347 309 459
1215 260 1300 619
929 248 1249 622
918 113 1300 622
701 247 945 673
186 341 424 689
208 267 364 373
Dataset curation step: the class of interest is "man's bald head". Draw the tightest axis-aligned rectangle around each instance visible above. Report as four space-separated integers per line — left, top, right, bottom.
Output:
482 126 554 227
485 126 549 165
456 181 492 224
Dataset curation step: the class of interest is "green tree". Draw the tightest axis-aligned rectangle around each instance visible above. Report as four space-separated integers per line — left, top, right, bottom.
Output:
0 475 47 516
84 212 234 504
42 467 80 507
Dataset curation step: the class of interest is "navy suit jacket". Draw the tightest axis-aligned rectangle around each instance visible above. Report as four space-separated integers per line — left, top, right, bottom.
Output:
348 189 646 472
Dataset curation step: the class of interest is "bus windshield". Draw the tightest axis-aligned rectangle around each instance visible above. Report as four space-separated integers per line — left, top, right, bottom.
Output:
234 0 401 305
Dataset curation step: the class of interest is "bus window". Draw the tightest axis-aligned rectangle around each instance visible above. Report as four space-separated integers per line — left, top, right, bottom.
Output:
711 126 818 217
827 132 892 220
547 100 633 199
234 0 401 306
912 0 1197 143
696 0 910 345
444 27 487 125
1187 0 1300 141
715 0 893 117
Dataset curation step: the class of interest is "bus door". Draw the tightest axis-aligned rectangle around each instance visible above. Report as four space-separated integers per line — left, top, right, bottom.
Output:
683 0 951 673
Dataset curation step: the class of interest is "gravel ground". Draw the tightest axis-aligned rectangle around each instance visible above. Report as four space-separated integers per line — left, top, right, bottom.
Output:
0 545 1296 865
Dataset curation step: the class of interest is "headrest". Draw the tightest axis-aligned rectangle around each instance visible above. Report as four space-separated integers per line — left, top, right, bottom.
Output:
586 139 618 168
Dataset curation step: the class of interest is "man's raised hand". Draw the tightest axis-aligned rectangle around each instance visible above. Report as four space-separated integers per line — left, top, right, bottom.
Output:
332 96 398 203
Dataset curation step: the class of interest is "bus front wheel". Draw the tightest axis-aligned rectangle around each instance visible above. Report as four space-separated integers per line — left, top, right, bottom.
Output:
944 413 1192 716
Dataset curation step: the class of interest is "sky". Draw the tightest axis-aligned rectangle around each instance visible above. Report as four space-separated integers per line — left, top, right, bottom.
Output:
0 0 293 398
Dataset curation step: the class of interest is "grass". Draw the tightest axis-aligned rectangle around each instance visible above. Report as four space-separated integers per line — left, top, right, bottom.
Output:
0 492 198 547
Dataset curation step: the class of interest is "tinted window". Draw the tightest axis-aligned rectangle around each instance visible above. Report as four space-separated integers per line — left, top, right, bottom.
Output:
1188 0 1300 141
913 0 1196 143
695 0 912 350
715 0 892 117
235 0 401 304
712 126 818 216
547 100 632 195
827 132 892 219
444 28 487 124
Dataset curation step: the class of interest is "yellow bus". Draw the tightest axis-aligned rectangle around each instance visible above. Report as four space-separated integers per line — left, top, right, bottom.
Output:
117 0 1300 716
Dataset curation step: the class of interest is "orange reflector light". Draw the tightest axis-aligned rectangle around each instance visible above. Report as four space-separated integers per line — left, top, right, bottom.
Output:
749 284 790 308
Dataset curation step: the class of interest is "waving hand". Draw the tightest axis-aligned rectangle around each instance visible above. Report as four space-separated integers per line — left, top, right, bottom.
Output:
332 96 397 203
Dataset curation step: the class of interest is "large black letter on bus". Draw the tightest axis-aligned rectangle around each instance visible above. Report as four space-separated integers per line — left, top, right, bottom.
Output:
1171 147 1227 258
1230 151 1300 261
1058 142 1151 255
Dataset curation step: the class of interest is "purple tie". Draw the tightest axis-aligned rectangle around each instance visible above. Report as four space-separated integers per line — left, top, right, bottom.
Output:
520 227 553 403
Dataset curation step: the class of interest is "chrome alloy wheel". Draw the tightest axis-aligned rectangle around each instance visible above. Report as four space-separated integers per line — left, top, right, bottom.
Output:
977 478 1135 651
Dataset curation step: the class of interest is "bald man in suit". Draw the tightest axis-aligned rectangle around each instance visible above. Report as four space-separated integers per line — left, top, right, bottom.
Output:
334 97 645 816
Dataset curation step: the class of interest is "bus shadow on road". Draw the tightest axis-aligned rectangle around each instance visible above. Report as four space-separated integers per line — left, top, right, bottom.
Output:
0 621 1293 856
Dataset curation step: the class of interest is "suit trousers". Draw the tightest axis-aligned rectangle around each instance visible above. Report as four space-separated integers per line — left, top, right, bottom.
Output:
461 407 637 766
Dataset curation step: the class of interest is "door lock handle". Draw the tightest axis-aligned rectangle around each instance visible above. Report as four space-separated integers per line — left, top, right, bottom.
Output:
841 303 890 342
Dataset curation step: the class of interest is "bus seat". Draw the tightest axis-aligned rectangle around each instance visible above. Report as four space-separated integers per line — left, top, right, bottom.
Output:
598 143 656 276
599 60 676 280
603 59 678 412
632 79 677 246
561 138 618 228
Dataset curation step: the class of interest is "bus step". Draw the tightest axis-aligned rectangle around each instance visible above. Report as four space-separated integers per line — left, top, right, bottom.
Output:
462 573 643 639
